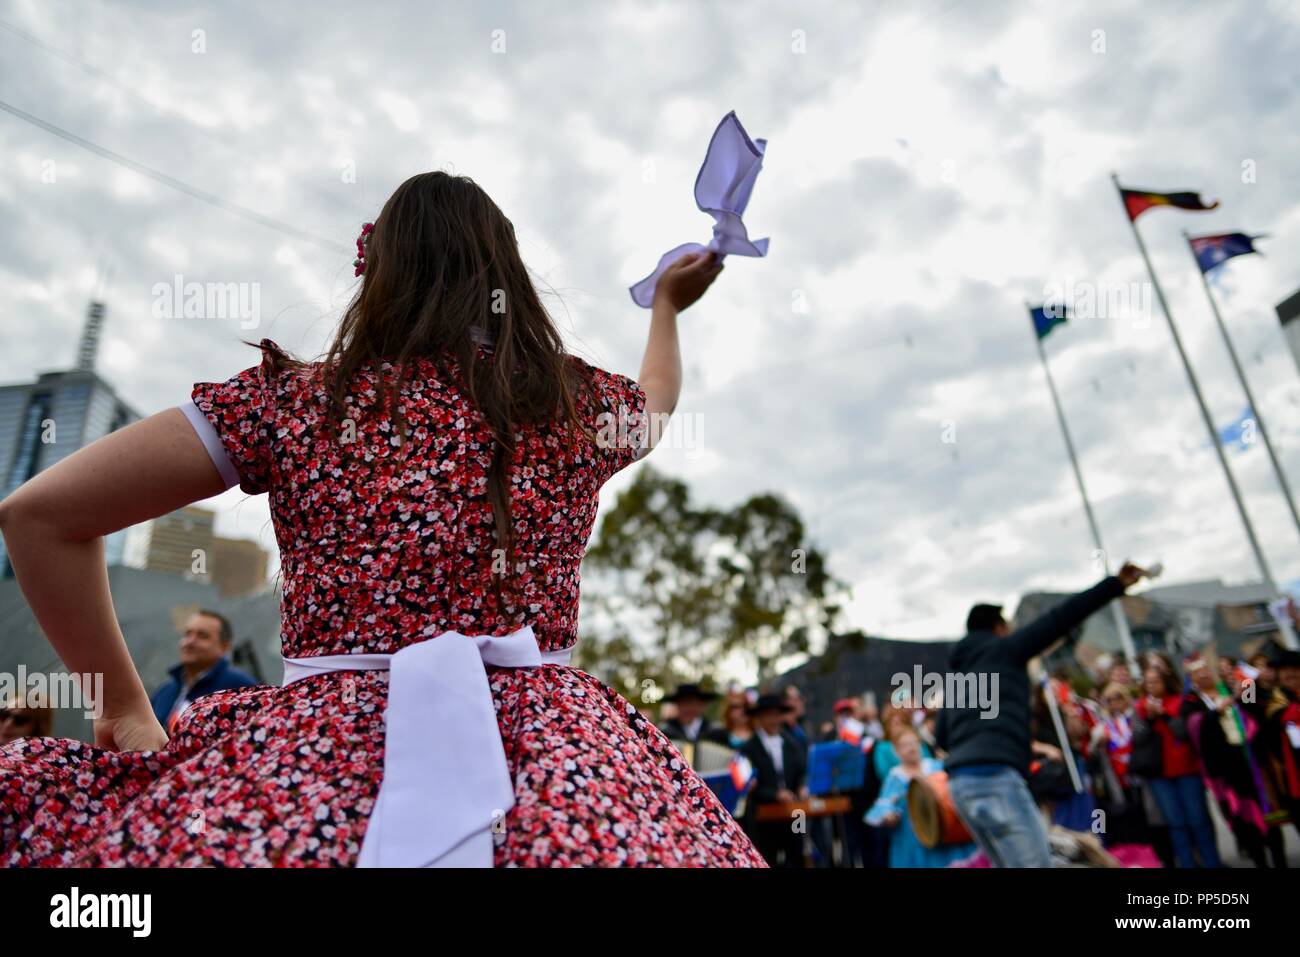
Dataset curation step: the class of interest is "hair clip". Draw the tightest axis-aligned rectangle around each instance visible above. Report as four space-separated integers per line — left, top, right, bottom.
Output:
353 222 375 277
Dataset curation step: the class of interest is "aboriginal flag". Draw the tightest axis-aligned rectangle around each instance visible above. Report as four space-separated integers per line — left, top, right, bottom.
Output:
1121 186 1219 221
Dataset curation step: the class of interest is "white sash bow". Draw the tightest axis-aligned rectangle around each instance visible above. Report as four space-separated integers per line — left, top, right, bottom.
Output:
281 626 572 867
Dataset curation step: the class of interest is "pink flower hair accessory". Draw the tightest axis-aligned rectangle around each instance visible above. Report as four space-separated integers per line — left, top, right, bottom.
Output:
353 222 375 277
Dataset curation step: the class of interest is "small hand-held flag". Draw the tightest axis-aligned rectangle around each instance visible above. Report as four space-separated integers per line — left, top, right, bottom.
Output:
1189 232 1265 273
629 110 770 307
1119 186 1219 221
729 752 754 792
836 715 866 746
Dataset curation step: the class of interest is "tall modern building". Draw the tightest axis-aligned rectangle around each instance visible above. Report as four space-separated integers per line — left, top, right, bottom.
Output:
1 301 274 595
0 301 143 575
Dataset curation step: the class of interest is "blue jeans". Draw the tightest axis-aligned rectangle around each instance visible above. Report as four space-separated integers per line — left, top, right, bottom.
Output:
948 767 1052 868
1147 774 1221 868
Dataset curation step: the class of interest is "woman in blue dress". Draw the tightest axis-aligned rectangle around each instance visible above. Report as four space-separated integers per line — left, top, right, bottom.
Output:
866 726 977 868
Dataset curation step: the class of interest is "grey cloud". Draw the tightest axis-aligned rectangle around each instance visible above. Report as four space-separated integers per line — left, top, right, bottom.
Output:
2 0 1298 644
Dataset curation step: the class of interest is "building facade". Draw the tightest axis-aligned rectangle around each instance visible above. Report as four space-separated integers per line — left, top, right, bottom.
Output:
0 301 271 597
0 307 142 575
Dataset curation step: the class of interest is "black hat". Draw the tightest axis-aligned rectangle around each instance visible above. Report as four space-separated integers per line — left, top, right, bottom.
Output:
747 693 795 716
663 683 720 703
1271 649 1300 670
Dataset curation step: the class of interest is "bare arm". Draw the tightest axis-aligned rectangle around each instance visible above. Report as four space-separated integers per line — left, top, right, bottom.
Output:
0 408 228 750
638 297 683 422
637 251 723 448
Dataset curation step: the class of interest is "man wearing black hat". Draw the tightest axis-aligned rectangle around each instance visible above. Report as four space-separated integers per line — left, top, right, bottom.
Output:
659 683 731 746
935 562 1149 867
739 693 808 867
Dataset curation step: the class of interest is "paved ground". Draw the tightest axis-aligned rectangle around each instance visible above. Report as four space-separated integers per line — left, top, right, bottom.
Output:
1208 798 1300 867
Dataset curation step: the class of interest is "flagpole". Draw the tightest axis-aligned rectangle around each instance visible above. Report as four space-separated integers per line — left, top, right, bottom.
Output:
1041 676 1084 793
1030 303 1141 677
1182 229 1300 546
1110 173 1279 599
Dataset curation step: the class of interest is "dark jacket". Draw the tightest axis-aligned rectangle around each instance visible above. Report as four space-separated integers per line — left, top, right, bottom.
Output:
740 728 808 812
659 717 731 747
1132 693 1197 779
935 575 1124 775
150 657 259 725
1266 687 1300 802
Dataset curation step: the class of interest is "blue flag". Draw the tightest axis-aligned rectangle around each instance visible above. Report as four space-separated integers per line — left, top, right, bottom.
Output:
1189 233 1263 274
1218 406 1256 452
1029 304 1069 340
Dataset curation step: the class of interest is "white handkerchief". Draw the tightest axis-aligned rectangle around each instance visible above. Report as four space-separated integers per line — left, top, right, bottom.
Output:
630 111 770 307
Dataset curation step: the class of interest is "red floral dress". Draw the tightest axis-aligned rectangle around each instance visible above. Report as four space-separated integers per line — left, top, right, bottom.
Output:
0 341 765 868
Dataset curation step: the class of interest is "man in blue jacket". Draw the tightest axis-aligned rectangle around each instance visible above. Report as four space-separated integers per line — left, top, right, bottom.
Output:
150 609 259 732
935 562 1148 867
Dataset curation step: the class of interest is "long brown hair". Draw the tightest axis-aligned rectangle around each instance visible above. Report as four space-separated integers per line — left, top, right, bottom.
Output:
275 172 594 602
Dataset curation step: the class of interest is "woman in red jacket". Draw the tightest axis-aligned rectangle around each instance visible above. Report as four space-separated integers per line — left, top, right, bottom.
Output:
1133 666 1221 867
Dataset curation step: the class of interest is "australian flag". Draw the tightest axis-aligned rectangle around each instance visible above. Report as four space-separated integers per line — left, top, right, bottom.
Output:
1189 232 1264 274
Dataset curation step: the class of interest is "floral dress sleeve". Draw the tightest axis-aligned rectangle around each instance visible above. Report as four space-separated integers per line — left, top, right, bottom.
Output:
183 339 281 495
571 357 649 484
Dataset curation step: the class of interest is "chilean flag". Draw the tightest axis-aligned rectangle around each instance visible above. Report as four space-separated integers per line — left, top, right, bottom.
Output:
729 753 755 792
1189 232 1264 274
836 716 866 747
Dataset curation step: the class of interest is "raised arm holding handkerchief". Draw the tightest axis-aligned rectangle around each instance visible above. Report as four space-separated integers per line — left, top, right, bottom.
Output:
630 110 771 307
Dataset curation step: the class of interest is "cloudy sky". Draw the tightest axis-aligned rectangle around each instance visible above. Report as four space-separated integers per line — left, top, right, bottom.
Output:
3 0 1300 646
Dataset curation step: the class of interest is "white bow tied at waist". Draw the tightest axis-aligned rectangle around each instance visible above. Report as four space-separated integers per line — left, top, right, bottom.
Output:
281 626 572 868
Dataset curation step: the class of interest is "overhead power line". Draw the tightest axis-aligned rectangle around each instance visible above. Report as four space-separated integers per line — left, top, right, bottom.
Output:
0 16 372 222
0 97 348 254
0 17 157 112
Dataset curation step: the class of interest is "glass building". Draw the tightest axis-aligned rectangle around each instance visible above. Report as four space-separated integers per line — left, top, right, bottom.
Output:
0 302 142 575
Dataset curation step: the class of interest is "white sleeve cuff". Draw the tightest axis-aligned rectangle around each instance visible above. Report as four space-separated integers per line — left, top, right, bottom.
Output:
180 400 240 490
